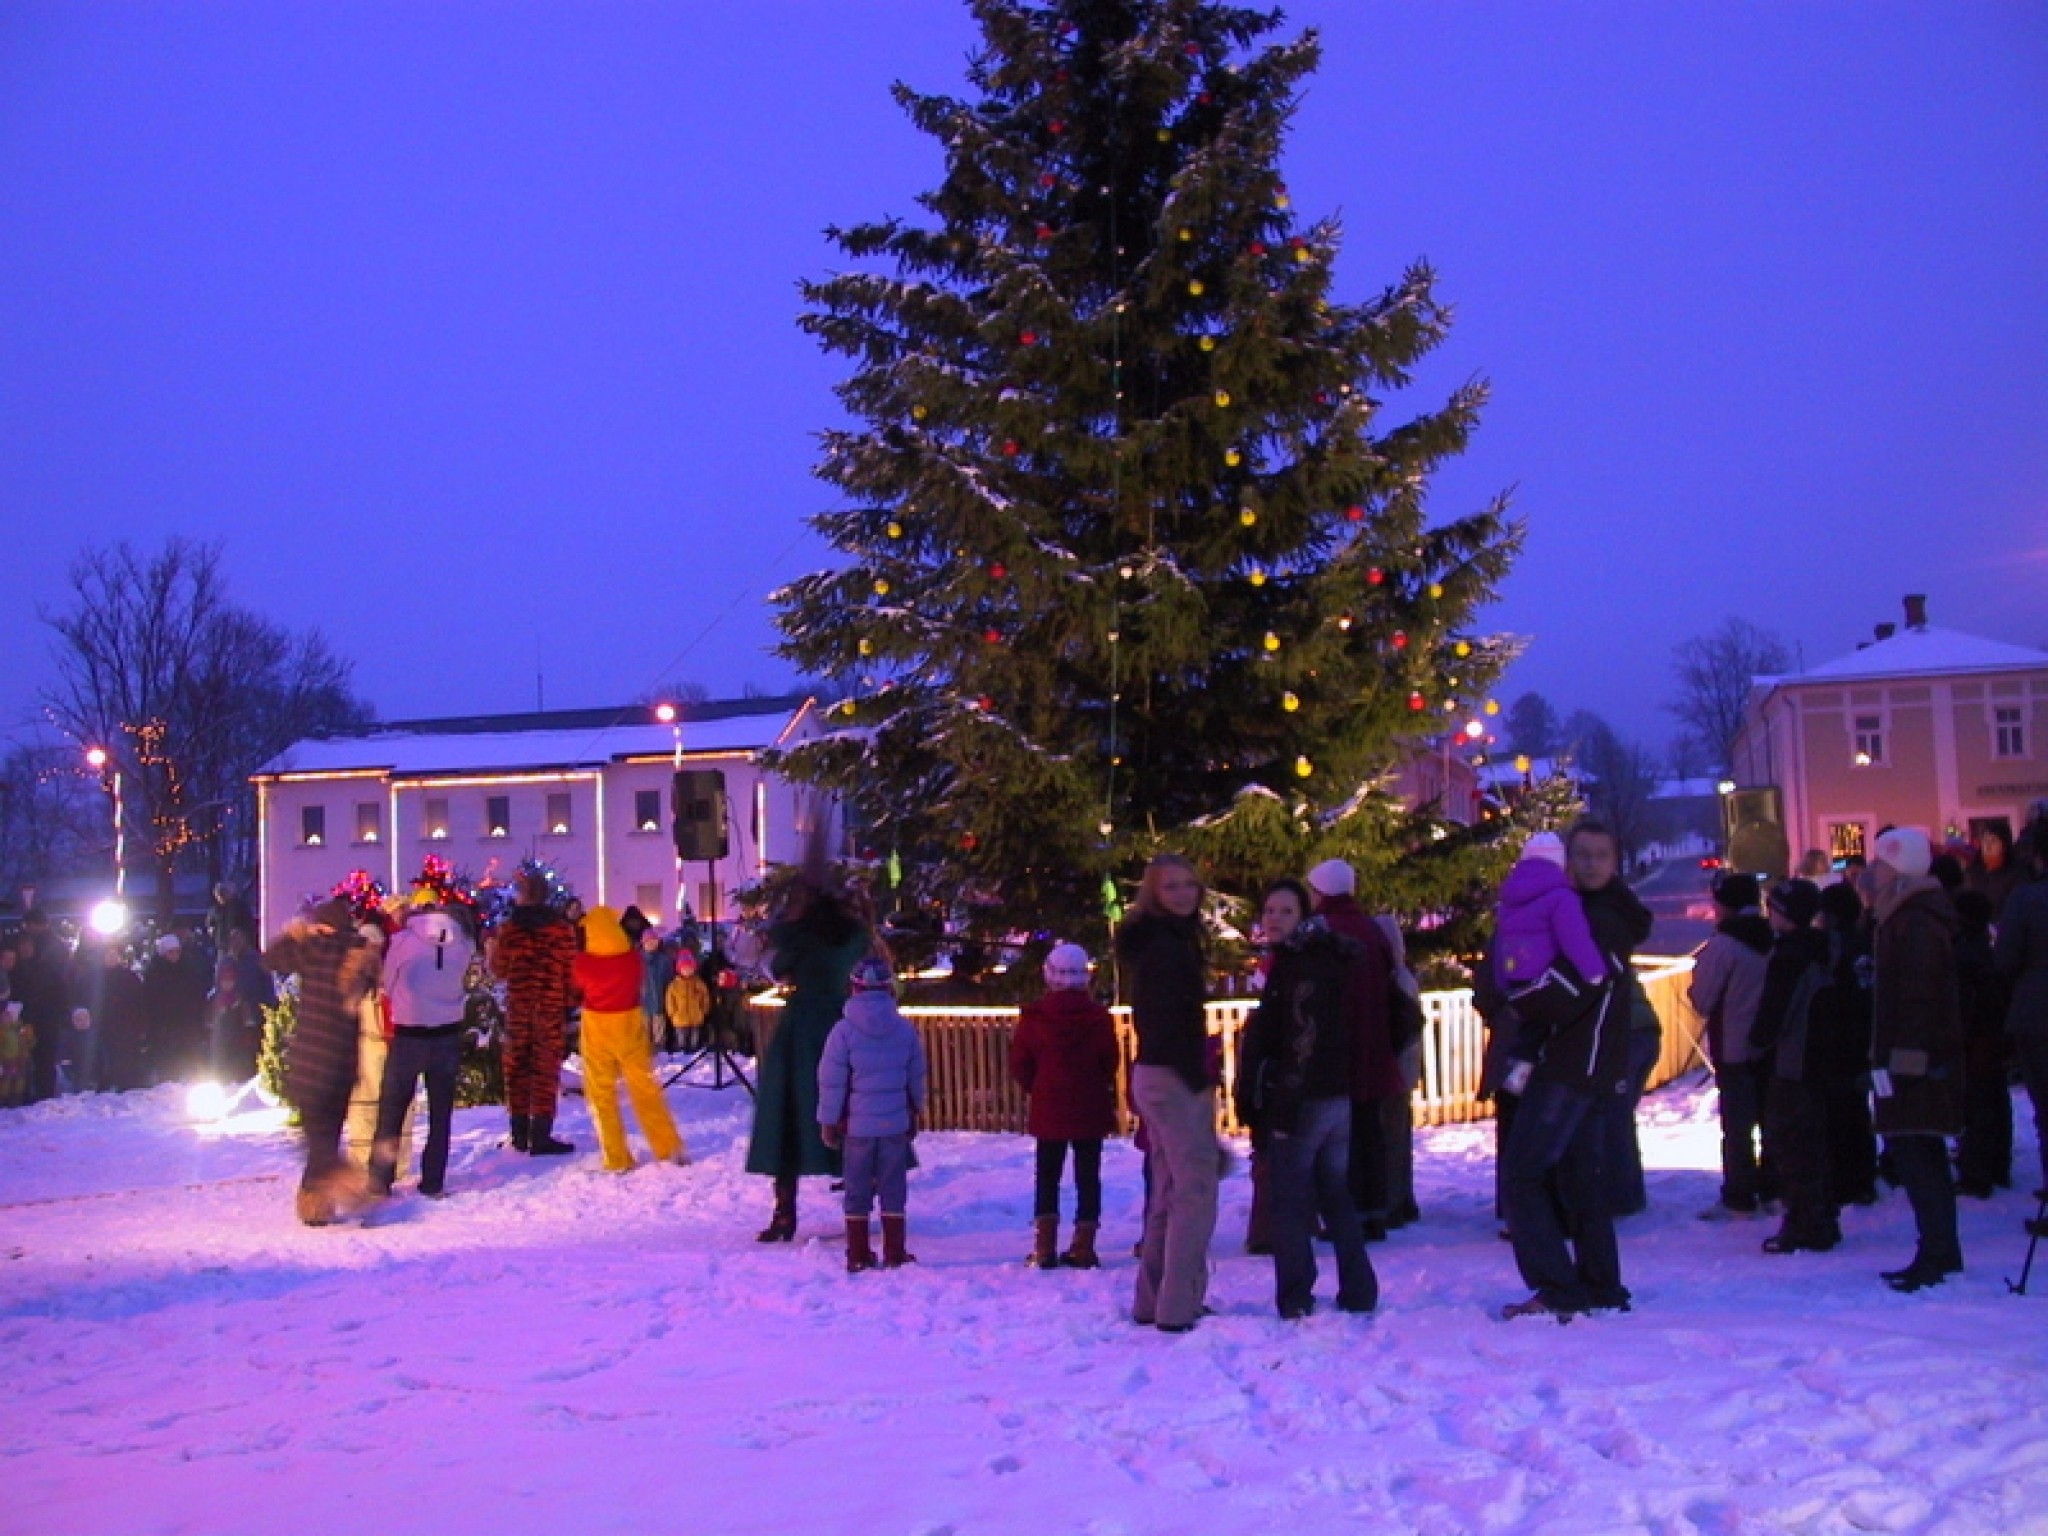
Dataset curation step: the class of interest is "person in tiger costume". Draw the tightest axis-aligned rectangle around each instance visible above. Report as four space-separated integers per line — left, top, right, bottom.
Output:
488 869 579 1155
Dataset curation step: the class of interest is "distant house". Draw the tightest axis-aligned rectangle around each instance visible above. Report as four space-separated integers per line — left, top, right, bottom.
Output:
252 695 834 936
1730 595 2048 868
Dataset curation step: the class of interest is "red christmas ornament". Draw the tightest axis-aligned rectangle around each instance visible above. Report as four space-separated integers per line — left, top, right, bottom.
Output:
1036 223 1054 241
989 562 1007 580
961 831 979 850
1367 567 1385 585
983 628 1001 645
1291 237 1306 250
976 695 994 712
1002 439 1020 457
1198 92 1212 105
1039 172 1057 189
1020 330 1037 346
1408 692 1426 712
1049 120 1065 136
1346 505 1364 522
1184 42 1200 56
1249 240 1266 257
1392 631 1409 650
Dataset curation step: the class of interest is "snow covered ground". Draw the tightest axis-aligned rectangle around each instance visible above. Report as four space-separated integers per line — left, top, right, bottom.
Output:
7 1071 2048 1536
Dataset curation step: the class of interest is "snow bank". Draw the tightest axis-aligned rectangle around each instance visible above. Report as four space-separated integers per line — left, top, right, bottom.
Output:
5 1073 2046 1535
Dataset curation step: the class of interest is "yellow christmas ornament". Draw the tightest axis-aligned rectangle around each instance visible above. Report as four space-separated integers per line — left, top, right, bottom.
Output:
886 521 903 539
1428 582 1444 599
858 638 873 657
1178 227 1193 242
1262 631 1281 652
911 404 927 420
1485 699 1501 716
1282 691 1300 712
1295 246 1311 264
1214 389 1231 407
873 578 890 596
1239 506 1257 527
1188 279 1205 297
1156 128 1172 143
1294 756 1313 778
1275 192 1291 209
1224 448 1242 467
1248 567 1266 587
1199 335 1216 352
1454 640 1471 658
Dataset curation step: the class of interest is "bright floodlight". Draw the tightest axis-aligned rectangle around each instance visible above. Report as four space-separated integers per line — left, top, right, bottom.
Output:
88 899 129 936
186 1081 231 1121
655 702 677 723
1462 719 1485 739
84 745 109 769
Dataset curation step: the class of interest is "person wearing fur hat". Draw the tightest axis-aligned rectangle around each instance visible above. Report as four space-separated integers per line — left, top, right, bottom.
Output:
265 900 381 1226
746 878 874 1241
143 930 210 1085
818 954 927 1272
1866 826 1965 1291
1689 871 1776 1220
572 906 689 1174
1010 942 1120 1270
366 900 478 1199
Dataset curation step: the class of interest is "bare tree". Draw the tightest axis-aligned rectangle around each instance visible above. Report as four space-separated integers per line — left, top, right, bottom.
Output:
1568 714 1662 868
1505 691 1561 759
0 743 103 902
1668 617 1793 773
40 539 373 913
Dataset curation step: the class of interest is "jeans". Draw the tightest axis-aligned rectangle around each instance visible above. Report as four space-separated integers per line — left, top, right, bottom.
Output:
1602 1028 1660 1216
1034 1138 1103 1222
1266 1097 1378 1316
369 1027 462 1195
1503 1076 1625 1312
842 1132 912 1217
1130 1065 1219 1329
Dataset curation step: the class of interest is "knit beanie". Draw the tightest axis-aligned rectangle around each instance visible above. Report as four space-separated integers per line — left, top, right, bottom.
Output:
849 955 895 992
1711 871 1760 912
1043 943 1092 989
1767 878 1822 929
1306 859 1356 897
1872 826 1933 879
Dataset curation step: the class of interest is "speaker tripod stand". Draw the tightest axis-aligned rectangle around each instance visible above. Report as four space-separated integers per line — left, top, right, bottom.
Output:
663 1024 754 1096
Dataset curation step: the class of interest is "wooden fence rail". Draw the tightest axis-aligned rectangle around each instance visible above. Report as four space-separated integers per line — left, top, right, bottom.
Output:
743 957 1706 1138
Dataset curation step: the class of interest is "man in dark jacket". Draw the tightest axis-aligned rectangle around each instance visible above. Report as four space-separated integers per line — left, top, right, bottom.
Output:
1994 819 2048 1229
143 931 212 1084
1571 827 1658 1216
1498 819 1645 1319
1866 826 1965 1292
14 911 72 1101
1751 879 1840 1254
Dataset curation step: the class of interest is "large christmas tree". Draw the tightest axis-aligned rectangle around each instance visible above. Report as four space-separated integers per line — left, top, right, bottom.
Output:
775 0 1525 952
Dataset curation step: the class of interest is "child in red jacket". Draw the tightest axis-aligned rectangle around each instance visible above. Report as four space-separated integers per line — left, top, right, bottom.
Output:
1010 943 1121 1269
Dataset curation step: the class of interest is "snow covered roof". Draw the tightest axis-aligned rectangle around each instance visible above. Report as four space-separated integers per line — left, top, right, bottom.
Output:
255 697 819 780
1767 625 2048 687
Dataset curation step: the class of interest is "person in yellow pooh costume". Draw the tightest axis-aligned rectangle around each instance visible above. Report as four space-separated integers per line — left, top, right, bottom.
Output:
571 906 689 1173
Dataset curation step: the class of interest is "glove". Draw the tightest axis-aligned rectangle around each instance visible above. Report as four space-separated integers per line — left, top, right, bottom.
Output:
820 1123 844 1150
1501 1060 1534 1097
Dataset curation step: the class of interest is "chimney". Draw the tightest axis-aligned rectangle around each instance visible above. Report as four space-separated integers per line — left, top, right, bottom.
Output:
1904 593 1928 630
1875 623 1896 642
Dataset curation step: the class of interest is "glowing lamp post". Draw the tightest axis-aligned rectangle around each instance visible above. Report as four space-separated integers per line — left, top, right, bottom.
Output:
85 745 125 901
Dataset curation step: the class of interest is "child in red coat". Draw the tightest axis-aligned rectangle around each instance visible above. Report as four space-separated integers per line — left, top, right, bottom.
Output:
1010 943 1121 1269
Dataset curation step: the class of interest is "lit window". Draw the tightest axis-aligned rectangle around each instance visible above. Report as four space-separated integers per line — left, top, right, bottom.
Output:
425 798 450 841
1852 715 1884 767
547 792 573 836
486 795 511 839
635 789 662 833
1828 821 1866 862
1995 705 2026 759
300 805 326 847
355 802 381 845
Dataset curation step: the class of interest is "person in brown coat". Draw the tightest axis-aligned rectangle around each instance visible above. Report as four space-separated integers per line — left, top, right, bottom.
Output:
265 899 381 1226
1010 942 1120 1270
1866 826 1965 1292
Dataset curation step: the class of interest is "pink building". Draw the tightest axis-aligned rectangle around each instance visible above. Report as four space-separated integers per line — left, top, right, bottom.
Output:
1731 596 2048 866
252 696 832 935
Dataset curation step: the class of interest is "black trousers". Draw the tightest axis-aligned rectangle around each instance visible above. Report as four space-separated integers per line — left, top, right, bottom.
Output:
1034 1137 1104 1222
369 1027 462 1195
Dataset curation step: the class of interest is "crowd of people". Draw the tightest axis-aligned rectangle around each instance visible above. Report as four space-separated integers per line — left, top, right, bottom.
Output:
15 806 2047 1328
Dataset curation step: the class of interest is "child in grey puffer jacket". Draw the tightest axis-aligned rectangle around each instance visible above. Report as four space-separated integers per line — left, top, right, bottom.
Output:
818 955 928 1272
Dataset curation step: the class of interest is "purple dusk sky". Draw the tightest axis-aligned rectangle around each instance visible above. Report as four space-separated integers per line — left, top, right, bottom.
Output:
3 2 2044 752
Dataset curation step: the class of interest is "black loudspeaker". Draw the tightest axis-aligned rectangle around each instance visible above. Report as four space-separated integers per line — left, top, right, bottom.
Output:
1722 786 1789 879
672 770 729 861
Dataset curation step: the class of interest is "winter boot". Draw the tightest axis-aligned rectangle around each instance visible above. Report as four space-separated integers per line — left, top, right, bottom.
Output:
845 1216 877 1273
1027 1215 1060 1269
881 1213 916 1268
528 1112 574 1157
1062 1220 1101 1270
508 1113 531 1152
294 1186 335 1227
757 1175 798 1243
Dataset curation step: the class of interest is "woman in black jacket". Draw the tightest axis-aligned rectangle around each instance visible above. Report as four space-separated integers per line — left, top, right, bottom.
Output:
1118 853 1216 1333
1237 879 1378 1320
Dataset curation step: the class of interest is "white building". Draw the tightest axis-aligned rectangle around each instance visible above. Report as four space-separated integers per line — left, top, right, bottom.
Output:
252 696 833 934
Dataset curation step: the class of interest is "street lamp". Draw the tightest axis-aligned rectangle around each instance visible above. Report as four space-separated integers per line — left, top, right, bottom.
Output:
85 744 125 901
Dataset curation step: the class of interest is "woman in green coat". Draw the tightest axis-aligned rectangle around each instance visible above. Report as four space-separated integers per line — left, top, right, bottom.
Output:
745 881 874 1240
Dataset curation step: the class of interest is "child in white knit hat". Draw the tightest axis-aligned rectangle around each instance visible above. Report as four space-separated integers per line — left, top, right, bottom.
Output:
1010 943 1120 1270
